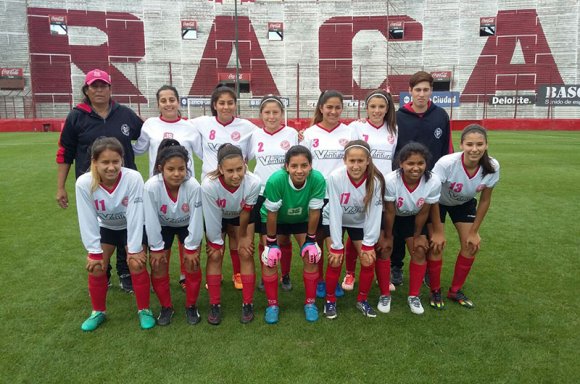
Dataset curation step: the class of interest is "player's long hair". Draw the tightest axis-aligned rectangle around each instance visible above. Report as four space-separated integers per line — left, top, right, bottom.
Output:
89 137 124 193
153 138 192 179
344 140 386 212
395 142 432 182
461 124 496 176
210 86 237 117
365 89 397 136
156 85 182 118
311 90 343 126
206 143 245 180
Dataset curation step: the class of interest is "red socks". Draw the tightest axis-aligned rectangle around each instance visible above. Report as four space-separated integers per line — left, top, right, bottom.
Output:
427 259 443 291
303 270 319 304
131 270 151 311
88 274 108 312
263 272 279 306
151 274 172 308
230 250 241 276
185 269 202 307
408 261 427 297
325 265 341 302
375 258 391 296
450 254 475 293
345 237 357 276
241 274 255 304
280 244 292 276
316 257 324 283
357 263 375 302
206 274 222 305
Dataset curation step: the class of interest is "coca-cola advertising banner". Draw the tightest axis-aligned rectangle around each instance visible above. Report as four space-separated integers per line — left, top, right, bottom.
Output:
0 68 24 78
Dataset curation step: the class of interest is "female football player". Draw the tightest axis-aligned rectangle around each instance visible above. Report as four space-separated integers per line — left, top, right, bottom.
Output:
201 144 261 325
301 90 351 298
190 86 258 291
380 142 442 315
428 124 500 309
343 89 397 291
323 140 385 318
260 145 326 323
143 139 203 325
249 95 299 291
75 137 153 331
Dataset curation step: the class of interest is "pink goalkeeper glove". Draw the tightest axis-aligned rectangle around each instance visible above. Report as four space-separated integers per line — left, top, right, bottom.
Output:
301 234 321 263
261 236 282 268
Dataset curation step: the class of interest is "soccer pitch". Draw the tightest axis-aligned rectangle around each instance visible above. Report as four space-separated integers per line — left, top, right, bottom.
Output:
0 131 578 383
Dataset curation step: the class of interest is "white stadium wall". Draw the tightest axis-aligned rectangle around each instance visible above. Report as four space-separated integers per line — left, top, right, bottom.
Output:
0 0 579 120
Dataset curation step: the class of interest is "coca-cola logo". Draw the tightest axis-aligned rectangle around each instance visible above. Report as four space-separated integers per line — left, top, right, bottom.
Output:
1 68 22 77
269 23 282 30
480 17 496 24
181 21 197 29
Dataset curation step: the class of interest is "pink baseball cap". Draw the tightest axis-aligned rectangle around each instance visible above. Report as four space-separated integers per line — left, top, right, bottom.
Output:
85 69 111 85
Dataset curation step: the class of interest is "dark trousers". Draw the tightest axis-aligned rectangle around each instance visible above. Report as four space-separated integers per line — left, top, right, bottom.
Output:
390 235 406 269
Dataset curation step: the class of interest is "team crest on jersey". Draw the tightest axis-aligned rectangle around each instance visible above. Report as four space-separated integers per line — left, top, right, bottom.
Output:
231 131 241 142
339 138 349 147
416 198 425 208
280 140 291 150
434 128 442 139
122 196 129 207
182 203 190 213
121 124 130 136
163 132 174 139
388 135 395 144
476 184 486 192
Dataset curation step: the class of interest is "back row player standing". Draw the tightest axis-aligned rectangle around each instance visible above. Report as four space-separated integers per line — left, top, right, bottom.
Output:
301 90 350 299
189 87 259 290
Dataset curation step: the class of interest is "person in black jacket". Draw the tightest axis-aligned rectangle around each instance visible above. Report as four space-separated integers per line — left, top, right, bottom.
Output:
56 69 143 292
390 71 453 287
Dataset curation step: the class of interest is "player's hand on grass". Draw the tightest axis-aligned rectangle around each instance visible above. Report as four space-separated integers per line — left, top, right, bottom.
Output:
56 188 68 209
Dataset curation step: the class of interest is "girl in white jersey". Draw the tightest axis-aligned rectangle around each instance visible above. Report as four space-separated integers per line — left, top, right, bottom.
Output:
380 142 442 315
134 85 200 291
75 137 154 331
191 86 258 291
343 89 398 291
201 144 261 325
143 139 203 326
428 124 500 309
301 90 350 299
249 95 299 292
322 140 386 319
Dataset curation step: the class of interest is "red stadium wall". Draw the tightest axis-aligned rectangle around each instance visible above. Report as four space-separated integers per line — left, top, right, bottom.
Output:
1 118 579 133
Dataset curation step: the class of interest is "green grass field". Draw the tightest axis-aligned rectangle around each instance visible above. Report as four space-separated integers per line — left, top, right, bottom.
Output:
0 131 579 383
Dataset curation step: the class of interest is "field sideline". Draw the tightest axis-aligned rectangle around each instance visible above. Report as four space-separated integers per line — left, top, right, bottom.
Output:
0 131 579 383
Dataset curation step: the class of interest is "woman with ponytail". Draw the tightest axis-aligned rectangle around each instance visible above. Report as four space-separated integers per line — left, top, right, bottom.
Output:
322 140 385 318
428 124 500 309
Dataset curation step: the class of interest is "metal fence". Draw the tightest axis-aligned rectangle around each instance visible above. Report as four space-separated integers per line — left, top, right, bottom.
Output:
1 61 578 120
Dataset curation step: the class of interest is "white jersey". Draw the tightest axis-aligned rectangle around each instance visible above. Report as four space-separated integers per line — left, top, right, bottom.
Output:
190 116 257 179
248 125 299 194
323 166 383 250
432 152 500 206
143 174 203 252
75 168 144 254
133 116 201 177
301 123 352 179
384 170 441 216
349 119 398 175
201 172 261 246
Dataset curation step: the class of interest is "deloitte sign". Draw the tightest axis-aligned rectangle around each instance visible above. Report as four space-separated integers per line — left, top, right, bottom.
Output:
489 95 535 105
